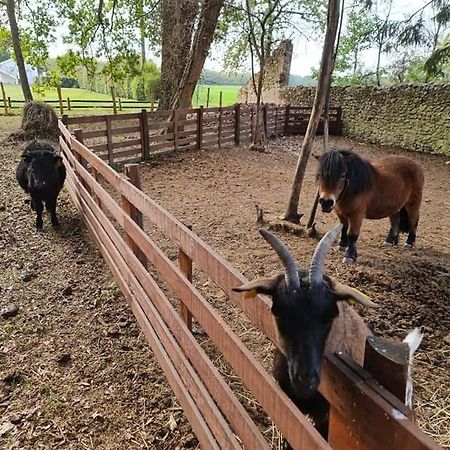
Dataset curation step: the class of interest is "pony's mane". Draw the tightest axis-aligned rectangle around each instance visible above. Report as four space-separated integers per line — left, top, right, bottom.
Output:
317 149 374 198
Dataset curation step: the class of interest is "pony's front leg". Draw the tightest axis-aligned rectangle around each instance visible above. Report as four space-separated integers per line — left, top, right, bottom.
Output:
336 214 349 252
343 214 364 264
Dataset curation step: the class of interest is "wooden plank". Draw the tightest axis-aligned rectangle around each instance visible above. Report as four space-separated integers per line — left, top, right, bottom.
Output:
112 148 142 160
197 106 203 150
147 121 172 131
112 138 142 150
111 125 141 136
149 141 176 152
177 118 197 127
147 110 172 119
91 143 108 153
320 353 441 450
149 133 175 143
234 103 241 146
82 129 108 139
66 115 107 125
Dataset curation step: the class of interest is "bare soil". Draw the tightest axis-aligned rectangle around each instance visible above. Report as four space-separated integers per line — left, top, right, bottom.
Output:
1 114 449 449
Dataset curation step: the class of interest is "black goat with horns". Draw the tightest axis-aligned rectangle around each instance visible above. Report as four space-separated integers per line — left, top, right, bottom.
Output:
233 224 422 446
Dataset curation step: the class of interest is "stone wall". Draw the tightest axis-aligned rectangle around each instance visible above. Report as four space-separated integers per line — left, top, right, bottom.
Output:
242 84 450 155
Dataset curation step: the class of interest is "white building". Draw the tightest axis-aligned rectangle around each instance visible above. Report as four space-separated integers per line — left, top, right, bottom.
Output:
0 59 38 85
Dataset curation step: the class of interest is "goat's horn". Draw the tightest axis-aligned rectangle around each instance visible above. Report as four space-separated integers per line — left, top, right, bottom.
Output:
259 229 300 291
309 224 343 287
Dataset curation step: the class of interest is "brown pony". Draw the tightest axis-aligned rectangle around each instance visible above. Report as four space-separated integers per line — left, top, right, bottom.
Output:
316 149 424 264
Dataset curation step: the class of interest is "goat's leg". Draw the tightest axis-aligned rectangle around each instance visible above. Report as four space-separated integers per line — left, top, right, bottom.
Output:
46 197 59 227
34 199 44 230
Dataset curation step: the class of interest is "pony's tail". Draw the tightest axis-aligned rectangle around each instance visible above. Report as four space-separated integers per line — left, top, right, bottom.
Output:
399 207 410 233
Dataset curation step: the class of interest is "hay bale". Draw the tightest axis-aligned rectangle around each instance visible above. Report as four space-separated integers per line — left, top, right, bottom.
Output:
10 101 59 141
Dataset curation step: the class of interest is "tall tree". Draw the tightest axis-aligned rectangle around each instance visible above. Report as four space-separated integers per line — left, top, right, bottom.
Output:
3 0 33 101
284 0 341 223
158 0 198 109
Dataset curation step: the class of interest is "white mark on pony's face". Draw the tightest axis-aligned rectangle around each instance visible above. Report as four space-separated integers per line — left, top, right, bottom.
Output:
392 409 407 420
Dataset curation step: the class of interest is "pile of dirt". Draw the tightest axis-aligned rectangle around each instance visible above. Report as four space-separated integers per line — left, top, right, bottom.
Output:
9 101 59 142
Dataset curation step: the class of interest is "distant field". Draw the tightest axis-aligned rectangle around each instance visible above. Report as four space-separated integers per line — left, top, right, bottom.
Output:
1 84 242 115
193 85 241 107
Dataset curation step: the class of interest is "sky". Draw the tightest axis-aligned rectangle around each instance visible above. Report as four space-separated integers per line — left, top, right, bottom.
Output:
47 0 435 77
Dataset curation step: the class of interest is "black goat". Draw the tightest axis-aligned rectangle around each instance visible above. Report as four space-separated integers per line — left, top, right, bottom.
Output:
16 140 66 230
233 225 422 446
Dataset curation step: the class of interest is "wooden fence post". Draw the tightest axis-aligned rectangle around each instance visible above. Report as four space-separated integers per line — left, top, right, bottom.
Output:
173 109 178 151
105 115 114 165
62 114 68 126
206 87 210 108
7 97 12 109
284 104 291 135
57 85 64 116
197 106 203 150
1 82 8 115
118 98 122 111
218 91 223 148
67 97 71 111
262 104 268 138
364 335 411 406
234 103 241 146
140 109 150 160
110 85 117 115
179 224 193 331
122 164 148 269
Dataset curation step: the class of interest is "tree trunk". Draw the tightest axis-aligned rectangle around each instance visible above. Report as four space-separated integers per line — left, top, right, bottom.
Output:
170 0 224 110
283 0 341 223
138 0 146 67
159 0 198 110
322 87 330 151
6 0 33 102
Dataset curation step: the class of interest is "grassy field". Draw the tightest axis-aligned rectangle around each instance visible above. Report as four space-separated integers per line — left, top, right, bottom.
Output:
1 84 242 116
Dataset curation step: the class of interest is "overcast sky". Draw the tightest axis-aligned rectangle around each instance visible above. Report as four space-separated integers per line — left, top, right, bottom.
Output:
48 0 435 77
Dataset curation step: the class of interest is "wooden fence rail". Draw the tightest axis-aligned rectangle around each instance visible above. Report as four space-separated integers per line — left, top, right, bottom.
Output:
60 104 342 166
58 117 441 450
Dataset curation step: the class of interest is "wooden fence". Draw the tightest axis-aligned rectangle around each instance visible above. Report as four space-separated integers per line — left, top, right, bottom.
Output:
60 104 342 166
59 117 441 450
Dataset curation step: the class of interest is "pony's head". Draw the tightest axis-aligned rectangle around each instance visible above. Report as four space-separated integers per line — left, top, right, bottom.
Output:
316 149 348 213
315 149 374 213
233 225 378 398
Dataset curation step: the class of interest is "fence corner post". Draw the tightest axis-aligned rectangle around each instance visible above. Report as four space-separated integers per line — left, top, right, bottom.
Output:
122 164 148 269
62 114 68 126
179 223 193 332
1 82 9 115
234 103 241 146
140 109 150 160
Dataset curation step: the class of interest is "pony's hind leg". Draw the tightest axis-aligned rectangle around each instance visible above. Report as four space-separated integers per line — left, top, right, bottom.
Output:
384 212 400 246
403 201 421 248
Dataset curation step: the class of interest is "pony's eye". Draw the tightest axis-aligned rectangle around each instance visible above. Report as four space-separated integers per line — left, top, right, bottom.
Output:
340 174 346 179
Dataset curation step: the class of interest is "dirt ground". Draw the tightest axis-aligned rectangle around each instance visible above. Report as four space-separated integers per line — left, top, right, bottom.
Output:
1 114 449 449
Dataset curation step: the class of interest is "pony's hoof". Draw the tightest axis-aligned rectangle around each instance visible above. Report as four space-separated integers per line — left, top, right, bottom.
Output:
338 245 347 252
383 241 395 247
403 243 413 249
343 256 356 264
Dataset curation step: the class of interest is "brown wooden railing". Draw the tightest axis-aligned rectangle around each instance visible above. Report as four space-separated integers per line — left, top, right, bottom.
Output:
61 104 342 166
58 117 439 450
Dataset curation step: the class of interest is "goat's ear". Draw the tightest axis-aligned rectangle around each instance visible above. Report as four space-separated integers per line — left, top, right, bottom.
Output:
54 155 63 167
329 277 379 308
232 275 279 298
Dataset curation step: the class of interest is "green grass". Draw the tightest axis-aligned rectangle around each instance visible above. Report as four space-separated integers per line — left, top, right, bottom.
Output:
1 83 242 116
192 84 241 107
